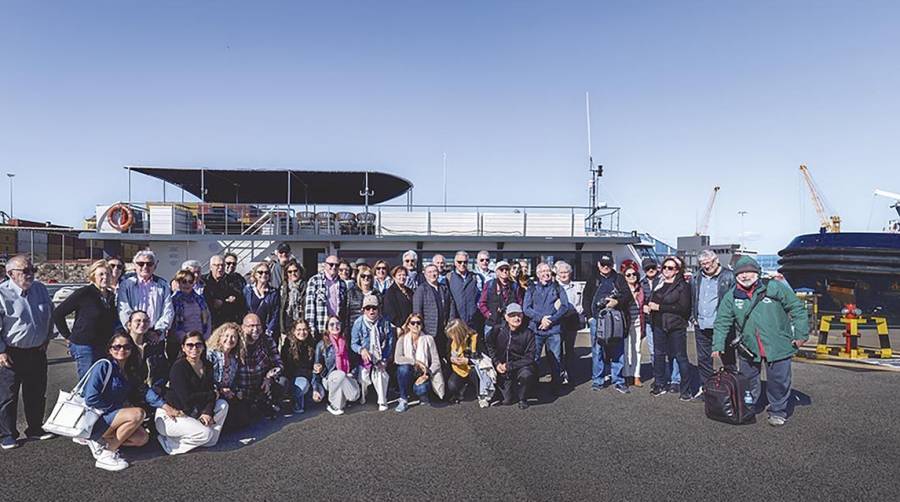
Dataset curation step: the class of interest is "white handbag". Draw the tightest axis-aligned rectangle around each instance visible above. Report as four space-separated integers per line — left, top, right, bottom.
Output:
42 359 113 438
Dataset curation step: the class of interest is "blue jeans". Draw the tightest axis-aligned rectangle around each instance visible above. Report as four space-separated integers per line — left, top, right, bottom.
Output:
646 324 680 384
396 364 431 402
534 332 562 385
740 356 793 418
591 330 625 387
292 376 310 411
69 343 102 380
652 326 690 395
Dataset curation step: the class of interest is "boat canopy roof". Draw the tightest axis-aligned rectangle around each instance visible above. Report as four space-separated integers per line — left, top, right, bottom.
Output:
127 166 413 205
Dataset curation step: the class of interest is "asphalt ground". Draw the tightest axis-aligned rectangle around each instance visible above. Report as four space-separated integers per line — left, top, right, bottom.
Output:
4 331 900 502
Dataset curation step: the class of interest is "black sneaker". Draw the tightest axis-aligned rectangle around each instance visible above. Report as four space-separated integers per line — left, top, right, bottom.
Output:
614 384 631 394
518 400 530 410
679 393 693 401
650 386 667 397
668 383 680 394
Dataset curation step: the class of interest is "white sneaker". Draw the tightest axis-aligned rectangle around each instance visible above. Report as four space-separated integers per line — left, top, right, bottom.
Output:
326 405 344 416
95 449 129 471
478 397 490 409
86 439 105 460
378 404 389 412
72 437 89 445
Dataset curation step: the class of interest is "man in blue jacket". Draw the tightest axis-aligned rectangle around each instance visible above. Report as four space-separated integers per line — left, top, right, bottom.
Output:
448 251 484 334
523 262 571 393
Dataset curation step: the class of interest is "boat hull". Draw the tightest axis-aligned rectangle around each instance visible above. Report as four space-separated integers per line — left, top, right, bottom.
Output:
778 232 900 322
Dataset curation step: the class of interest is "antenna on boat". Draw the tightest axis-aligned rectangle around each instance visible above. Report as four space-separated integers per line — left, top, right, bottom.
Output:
586 92 603 233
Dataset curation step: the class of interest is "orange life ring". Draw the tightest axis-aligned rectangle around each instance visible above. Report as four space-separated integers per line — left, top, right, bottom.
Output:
105 204 134 232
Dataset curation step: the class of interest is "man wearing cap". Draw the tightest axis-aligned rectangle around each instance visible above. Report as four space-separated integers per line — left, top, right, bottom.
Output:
691 249 736 399
582 254 618 387
350 294 394 412
640 257 680 389
523 262 571 393
486 303 536 409
269 243 294 290
478 260 521 339
712 256 809 426
0 255 55 449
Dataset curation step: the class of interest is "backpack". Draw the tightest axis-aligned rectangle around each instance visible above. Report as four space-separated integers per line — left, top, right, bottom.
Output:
595 308 625 343
704 368 756 425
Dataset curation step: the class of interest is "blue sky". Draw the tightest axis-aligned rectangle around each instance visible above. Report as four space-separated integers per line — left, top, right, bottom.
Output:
2 1 898 253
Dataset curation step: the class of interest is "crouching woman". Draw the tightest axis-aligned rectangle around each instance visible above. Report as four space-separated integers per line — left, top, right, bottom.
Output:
155 331 229 455
82 333 151 471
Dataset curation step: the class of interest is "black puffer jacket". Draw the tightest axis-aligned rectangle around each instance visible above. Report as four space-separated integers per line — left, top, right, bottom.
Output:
649 277 691 331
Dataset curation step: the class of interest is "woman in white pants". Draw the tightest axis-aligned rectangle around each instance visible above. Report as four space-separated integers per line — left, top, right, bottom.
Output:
620 261 645 387
156 331 229 455
311 316 360 415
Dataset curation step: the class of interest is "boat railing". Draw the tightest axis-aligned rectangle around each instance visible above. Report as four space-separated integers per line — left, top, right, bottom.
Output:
93 201 626 238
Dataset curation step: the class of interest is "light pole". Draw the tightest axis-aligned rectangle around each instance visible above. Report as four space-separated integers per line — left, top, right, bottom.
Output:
738 210 748 249
6 173 14 219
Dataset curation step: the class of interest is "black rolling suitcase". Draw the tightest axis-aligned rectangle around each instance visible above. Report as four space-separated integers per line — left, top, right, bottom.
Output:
704 369 756 425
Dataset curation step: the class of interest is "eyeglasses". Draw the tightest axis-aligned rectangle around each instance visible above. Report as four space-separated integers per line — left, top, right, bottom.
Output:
497 267 509 272
408 321 422 326
178 279 193 284
455 260 467 265
108 263 124 269
184 342 205 349
110 344 132 352
663 265 678 271
403 259 415 263
624 272 637 278
599 264 611 268
375 266 387 271
478 258 489 262
360 274 372 279
324 262 339 267
135 262 154 268
255 271 270 275
224 261 237 267
9 267 37 275
327 322 341 327
287 269 300 274
363 305 378 311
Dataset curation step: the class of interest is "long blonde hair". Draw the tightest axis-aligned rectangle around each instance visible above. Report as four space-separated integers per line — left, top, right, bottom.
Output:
445 318 475 351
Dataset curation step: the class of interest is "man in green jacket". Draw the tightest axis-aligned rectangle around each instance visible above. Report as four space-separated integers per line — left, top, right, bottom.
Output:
712 256 809 427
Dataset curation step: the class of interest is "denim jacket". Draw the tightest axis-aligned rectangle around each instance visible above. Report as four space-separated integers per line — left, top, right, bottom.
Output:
349 316 395 366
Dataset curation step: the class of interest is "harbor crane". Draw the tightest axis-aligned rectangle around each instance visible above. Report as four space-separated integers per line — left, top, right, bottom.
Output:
695 185 720 236
799 164 841 233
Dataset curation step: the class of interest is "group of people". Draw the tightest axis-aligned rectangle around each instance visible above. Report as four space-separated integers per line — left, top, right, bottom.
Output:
0 244 809 471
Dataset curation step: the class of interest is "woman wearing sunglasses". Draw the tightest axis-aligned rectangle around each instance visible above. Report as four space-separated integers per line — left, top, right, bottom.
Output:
169 269 212 362
619 260 646 387
393 313 445 412
644 256 692 399
81 333 151 471
346 264 382 332
156 331 229 455
279 259 307 339
310 316 360 415
372 260 393 294
243 262 281 337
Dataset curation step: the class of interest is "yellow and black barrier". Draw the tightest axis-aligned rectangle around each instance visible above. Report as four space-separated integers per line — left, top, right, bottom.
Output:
814 315 892 360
